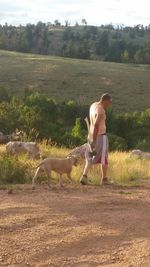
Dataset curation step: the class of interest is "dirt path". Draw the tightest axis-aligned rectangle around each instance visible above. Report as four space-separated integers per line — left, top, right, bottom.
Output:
0 184 150 267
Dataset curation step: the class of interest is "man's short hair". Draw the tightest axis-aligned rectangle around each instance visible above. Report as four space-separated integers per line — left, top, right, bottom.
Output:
101 93 112 102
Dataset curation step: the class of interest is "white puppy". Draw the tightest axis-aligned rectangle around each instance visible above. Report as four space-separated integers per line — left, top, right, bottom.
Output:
32 156 78 189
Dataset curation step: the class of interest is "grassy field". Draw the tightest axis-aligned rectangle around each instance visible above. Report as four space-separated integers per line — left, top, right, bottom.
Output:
0 144 150 188
0 50 150 112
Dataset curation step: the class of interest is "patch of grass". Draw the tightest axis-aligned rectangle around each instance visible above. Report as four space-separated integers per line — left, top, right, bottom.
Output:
0 153 31 185
0 50 150 112
71 151 150 186
109 152 150 185
40 142 70 158
0 145 150 187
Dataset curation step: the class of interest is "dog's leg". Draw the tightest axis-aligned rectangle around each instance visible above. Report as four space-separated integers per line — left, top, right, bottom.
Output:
67 173 73 184
32 167 41 189
45 168 51 190
59 174 63 187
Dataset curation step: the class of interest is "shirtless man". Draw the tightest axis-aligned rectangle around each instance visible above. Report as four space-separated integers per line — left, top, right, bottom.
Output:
80 93 112 185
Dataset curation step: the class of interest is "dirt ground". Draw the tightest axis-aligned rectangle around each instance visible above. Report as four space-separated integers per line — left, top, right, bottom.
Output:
0 184 150 267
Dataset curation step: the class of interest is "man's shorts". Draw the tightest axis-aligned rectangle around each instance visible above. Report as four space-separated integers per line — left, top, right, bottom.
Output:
85 134 109 166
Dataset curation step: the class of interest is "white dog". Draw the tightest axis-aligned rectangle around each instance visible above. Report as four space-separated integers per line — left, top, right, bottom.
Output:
32 156 78 189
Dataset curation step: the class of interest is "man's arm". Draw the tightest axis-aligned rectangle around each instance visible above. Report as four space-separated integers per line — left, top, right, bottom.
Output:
92 113 102 143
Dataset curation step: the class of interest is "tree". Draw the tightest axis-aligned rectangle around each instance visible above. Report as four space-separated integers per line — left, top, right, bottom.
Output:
82 19 87 25
134 49 144 63
63 27 74 41
63 41 76 58
78 41 90 59
0 101 21 133
105 40 126 62
54 20 61 26
96 31 109 55
122 50 130 63
65 20 70 27
75 21 79 27
129 31 135 39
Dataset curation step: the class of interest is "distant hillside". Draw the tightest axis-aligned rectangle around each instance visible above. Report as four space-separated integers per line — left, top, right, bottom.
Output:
0 23 150 64
0 50 150 112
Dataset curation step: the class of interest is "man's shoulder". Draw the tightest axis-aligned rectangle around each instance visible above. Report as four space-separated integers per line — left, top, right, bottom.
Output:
90 102 104 114
90 102 99 110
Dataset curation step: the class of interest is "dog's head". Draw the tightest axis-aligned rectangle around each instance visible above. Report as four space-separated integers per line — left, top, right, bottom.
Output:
68 156 79 166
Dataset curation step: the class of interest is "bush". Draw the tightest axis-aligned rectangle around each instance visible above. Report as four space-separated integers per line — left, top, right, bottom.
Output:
0 154 31 184
60 132 82 147
1 92 150 150
108 133 127 151
136 139 150 152
71 118 86 144
0 87 10 102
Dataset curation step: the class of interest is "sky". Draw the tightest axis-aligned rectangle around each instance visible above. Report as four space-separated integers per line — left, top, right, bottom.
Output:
0 0 150 27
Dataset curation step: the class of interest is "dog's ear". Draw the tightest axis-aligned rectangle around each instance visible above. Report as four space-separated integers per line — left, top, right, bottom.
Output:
74 156 79 165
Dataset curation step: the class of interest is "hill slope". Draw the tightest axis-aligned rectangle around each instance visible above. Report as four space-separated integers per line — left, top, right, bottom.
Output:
0 50 150 112
0 23 150 64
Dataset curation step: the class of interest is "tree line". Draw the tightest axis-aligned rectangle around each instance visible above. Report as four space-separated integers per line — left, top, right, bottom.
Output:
0 22 150 64
1 88 150 151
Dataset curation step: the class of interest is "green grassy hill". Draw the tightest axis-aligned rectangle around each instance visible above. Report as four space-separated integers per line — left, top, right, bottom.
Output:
0 50 150 112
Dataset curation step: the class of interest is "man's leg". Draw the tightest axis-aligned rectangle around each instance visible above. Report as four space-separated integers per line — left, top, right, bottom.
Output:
100 135 110 184
101 164 108 184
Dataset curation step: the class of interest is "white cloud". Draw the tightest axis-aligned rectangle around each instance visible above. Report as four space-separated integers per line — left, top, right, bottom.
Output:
0 0 149 26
